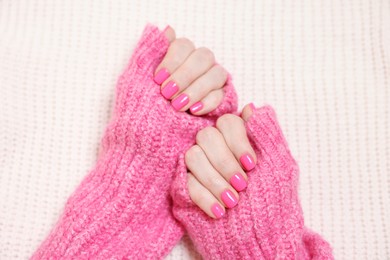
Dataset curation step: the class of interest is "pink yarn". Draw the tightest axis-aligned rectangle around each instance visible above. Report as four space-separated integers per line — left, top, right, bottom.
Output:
32 24 332 259
31 25 237 259
171 106 334 259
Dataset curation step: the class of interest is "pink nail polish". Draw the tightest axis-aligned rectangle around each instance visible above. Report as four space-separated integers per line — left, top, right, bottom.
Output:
221 189 238 208
154 68 170 85
171 93 189 111
249 102 256 111
240 153 256 171
189 101 203 114
161 81 179 99
211 203 225 219
230 173 247 192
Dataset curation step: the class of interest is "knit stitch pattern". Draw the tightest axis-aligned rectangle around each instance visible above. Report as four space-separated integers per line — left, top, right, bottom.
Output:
31 25 237 259
171 106 333 259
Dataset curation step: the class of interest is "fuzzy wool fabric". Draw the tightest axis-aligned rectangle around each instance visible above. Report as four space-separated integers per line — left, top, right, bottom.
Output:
31 25 237 259
171 106 333 259
2 1 389 259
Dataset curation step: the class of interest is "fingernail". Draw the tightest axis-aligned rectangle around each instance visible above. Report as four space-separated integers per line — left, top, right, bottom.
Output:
221 189 238 208
240 153 256 171
249 102 256 111
211 203 225 219
189 101 203 114
171 93 189 111
230 173 247 192
161 81 179 99
154 68 170 85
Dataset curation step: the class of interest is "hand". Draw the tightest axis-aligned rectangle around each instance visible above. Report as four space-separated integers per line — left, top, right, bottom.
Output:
153 26 228 115
185 103 257 218
171 105 334 259
32 25 238 259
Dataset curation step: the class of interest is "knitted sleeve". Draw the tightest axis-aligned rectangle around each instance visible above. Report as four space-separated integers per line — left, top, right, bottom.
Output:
31 24 238 259
171 105 333 260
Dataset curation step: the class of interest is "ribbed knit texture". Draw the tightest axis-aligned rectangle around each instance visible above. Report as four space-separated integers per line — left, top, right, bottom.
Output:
1 1 389 259
31 25 237 259
171 106 333 259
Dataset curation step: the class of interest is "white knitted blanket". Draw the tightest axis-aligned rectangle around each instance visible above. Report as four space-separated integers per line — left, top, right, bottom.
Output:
0 1 389 259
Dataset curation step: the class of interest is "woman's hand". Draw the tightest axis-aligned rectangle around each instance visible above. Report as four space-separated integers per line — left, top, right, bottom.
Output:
154 26 228 115
185 104 257 218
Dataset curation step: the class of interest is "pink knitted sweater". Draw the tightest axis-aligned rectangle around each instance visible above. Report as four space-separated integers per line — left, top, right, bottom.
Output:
32 25 333 259
32 25 238 259
171 106 334 259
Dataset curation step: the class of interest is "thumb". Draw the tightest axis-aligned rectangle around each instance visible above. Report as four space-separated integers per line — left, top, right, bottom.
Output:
241 102 256 122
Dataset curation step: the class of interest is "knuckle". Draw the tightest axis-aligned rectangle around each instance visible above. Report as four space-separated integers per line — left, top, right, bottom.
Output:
185 145 203 165
187 174 197 190
189 188 207 206
236 134 249 147
214 65 228 85
208 89 224 108
171 55 183 65
215 156 235 173
197 47 215 63
177 66 193 83
196 126 219 144
187 175 200 199
204 176 225 190
187 175 207 204
174 38 195 50
216 114 243 130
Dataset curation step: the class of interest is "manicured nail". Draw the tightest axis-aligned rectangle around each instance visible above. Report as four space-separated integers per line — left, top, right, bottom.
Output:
189 101 203 114
230 173 247 192
171 93 189 111
161 81 179 99
154 68 170 85
240 153 255 171
211 203 225 219
221 189 238 208
249 102 256 111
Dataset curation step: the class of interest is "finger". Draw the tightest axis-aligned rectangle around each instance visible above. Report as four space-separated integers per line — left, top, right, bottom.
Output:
216 114 257 171
187 173 225 219
163 25 175 43
195 127 248 192
153 38 195 85
241 103 256 122
185 144 239 208
190 88 223 115
170 64 227 113
162 47 215 105
204 74 238 118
